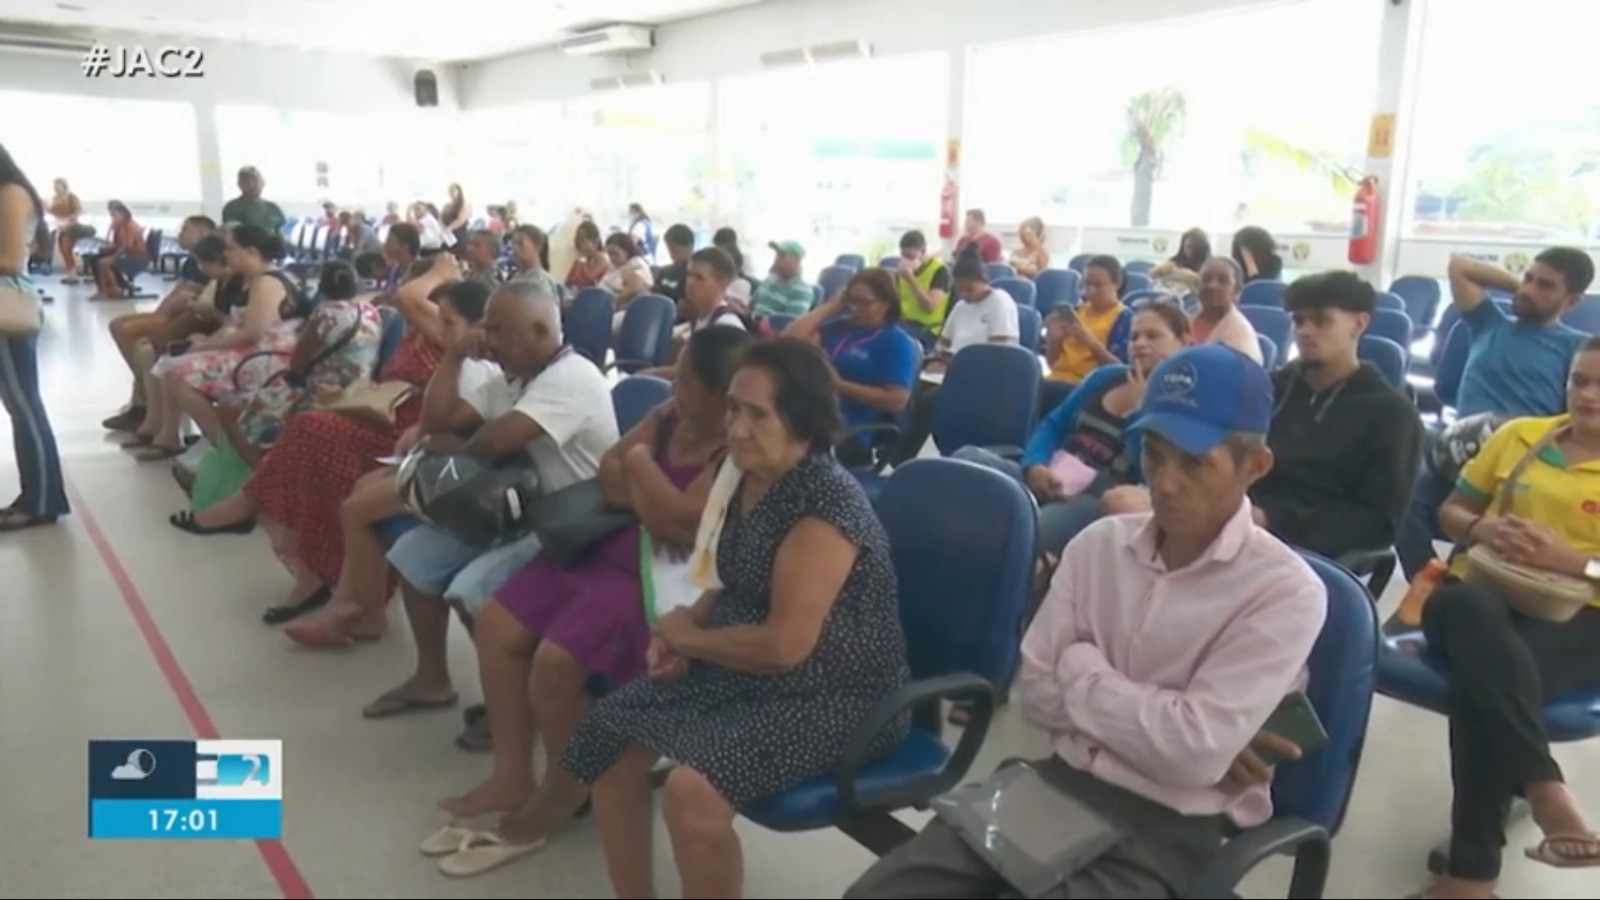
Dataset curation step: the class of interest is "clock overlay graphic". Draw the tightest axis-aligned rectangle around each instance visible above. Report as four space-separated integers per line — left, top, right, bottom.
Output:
88 739 282 839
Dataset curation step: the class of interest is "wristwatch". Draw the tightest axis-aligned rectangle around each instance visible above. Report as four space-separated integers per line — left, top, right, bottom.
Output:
1584 558 1600 582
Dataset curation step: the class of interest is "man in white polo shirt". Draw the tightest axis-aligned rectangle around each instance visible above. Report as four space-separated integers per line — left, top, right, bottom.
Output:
364 280 620 724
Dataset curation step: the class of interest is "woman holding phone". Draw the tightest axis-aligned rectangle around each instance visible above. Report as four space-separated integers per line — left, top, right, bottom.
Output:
954 299 1191 556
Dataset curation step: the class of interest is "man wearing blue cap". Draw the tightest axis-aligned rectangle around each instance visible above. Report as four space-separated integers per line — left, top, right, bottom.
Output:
846 343 1328 900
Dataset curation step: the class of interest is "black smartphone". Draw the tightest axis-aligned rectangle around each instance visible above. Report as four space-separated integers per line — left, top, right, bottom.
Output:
166 340 192 356
1259 691 1329 763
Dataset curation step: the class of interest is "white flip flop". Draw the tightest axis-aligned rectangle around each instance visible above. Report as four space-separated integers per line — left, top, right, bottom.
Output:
437 830 547 877
418 823 475 857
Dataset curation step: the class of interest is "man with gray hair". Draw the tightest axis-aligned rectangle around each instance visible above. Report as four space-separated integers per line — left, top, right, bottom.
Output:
364 280 620 732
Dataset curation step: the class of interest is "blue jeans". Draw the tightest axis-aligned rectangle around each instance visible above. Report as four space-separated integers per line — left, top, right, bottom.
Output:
952 446 1107 555
1397 465 1452 581
0 282 68 518
386 524 543 617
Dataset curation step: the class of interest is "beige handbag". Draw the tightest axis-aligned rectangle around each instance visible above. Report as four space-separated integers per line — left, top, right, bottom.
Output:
1463 423 1595 623
0 280 41 338
317 378 414 427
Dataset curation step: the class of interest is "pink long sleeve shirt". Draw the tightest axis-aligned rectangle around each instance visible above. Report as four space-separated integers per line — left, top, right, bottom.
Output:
1018 500 1327 828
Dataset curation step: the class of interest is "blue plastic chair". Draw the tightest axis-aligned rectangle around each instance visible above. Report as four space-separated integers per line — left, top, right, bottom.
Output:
817 265 855 304
1378 615 1600 874
1368 308 1414 349
1562 293 1600 334
1066 253 1093 274
610 294 676 374
1374 291 1406 313
990 276 1036 314
985 263 1016 281
1242 306 1292 360
1258 334 1279 371
374 306 407 377
1241 280 1286 308
1033 269 1081 313
1016 305 1042 355
930 344 1041 459
1124 259 1156 277
612 375 672 434
1358 335 1407 390
879 256 901 270
1432 320 1470 410
1120 272 1153 297
1390 276 1442 340
1186 552 1378 900
835 254 865 272
742 458 1035 851
566 287 615 367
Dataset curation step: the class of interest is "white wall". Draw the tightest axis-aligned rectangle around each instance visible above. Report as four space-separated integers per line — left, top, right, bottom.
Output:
0 40 436 110
458 0 1286 107
0 40 456 221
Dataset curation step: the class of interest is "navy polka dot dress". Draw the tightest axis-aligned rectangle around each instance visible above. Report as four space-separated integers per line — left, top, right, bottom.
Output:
563 454 911 807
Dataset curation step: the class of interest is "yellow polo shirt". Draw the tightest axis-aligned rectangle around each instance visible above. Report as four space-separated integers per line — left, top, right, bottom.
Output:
1452 414 1600 604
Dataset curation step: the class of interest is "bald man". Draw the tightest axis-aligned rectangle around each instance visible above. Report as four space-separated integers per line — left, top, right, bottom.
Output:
365 280 620 724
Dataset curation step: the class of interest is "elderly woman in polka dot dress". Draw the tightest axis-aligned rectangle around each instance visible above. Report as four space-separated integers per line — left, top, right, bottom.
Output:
562 338 911 899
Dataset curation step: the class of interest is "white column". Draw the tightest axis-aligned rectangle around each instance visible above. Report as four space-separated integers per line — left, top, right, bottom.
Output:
1360 0 1429 287
941 47 969 256
192 101 226 218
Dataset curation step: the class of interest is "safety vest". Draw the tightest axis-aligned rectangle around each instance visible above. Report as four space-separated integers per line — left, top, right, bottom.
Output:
898 258 949 332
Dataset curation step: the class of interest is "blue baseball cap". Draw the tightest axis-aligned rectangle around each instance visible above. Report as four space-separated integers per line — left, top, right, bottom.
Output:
1131 344 1273 455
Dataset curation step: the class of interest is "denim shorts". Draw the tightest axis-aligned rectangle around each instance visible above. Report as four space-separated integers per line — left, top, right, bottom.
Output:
386 523 543 616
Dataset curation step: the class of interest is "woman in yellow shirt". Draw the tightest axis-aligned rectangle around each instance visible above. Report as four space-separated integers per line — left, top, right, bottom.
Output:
1041 254 1132 411
1419 337 1600 896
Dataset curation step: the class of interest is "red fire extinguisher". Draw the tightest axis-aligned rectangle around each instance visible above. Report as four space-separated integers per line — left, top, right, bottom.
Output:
1348 175 1380 265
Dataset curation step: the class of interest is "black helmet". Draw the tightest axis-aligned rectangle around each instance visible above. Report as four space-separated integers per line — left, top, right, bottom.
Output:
396 447 541 547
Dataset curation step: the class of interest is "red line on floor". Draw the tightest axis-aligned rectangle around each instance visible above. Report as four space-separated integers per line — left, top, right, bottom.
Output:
67 483 315 900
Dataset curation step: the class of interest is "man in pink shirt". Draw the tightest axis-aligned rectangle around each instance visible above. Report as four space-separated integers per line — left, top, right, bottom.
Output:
846 344 1328 899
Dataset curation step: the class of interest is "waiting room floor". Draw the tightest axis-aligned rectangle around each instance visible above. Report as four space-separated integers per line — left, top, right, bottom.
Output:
0 273 1594 898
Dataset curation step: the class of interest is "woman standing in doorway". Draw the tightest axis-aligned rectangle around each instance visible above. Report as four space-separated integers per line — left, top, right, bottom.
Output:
0 143 68 531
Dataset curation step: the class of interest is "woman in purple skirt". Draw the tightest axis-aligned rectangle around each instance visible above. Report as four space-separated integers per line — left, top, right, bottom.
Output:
418 324 752 876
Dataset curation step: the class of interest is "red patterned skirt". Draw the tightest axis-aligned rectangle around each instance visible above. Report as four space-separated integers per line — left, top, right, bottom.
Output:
243 397 421 587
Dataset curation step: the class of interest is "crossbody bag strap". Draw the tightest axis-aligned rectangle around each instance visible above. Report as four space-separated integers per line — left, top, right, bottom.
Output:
1495 423 1569 513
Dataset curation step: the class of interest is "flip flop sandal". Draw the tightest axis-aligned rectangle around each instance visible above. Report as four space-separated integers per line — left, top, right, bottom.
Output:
1524 833 1600 869
419 823 477 857
362 688 459 719
262 585 332 625
436 831 546 877
169 511 256 536
455 714 492 753
119 434 154 448
133 446 184 462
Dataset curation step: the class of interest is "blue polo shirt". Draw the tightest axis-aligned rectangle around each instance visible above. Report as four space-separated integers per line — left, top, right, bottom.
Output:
1456 301 1585 418
819 320 919 428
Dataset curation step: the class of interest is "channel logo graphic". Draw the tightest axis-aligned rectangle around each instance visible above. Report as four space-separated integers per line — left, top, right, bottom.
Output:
194 739 281 800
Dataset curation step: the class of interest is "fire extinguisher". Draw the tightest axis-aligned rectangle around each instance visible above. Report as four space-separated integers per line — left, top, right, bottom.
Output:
938 175 958 241
1348 175 1380 265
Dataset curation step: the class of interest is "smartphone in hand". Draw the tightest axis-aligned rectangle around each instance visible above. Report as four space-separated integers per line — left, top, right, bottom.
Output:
1259 692 1329 764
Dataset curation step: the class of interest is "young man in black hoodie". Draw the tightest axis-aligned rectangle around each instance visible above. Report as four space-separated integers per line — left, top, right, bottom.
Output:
1249 271 1423 560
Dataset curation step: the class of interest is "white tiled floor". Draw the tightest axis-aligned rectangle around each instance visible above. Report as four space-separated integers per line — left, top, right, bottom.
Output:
0 274 1596 898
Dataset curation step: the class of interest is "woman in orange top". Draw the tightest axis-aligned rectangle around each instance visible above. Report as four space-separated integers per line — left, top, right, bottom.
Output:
91 200 146 300
1041 254 1132 410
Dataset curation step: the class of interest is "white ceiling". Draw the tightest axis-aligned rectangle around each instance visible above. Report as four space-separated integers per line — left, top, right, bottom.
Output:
0 0 771 62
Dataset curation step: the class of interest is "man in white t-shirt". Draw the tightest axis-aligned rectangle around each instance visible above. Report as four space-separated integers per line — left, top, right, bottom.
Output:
365 280 620 723
646 246 749 379
890 252 1021 463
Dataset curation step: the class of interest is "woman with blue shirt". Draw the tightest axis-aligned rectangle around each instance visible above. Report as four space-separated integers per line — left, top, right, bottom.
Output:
955 300 1191 554
783 268 919 467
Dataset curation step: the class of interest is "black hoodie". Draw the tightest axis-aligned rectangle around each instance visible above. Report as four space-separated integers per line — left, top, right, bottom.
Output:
1250 360 1422 559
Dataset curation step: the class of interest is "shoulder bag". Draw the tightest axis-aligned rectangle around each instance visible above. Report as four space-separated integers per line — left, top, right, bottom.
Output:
1464 423 1594 622
0 279 41 338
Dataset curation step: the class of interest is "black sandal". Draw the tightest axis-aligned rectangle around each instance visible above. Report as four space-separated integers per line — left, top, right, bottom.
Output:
169 510 256 536
262 585 332 625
